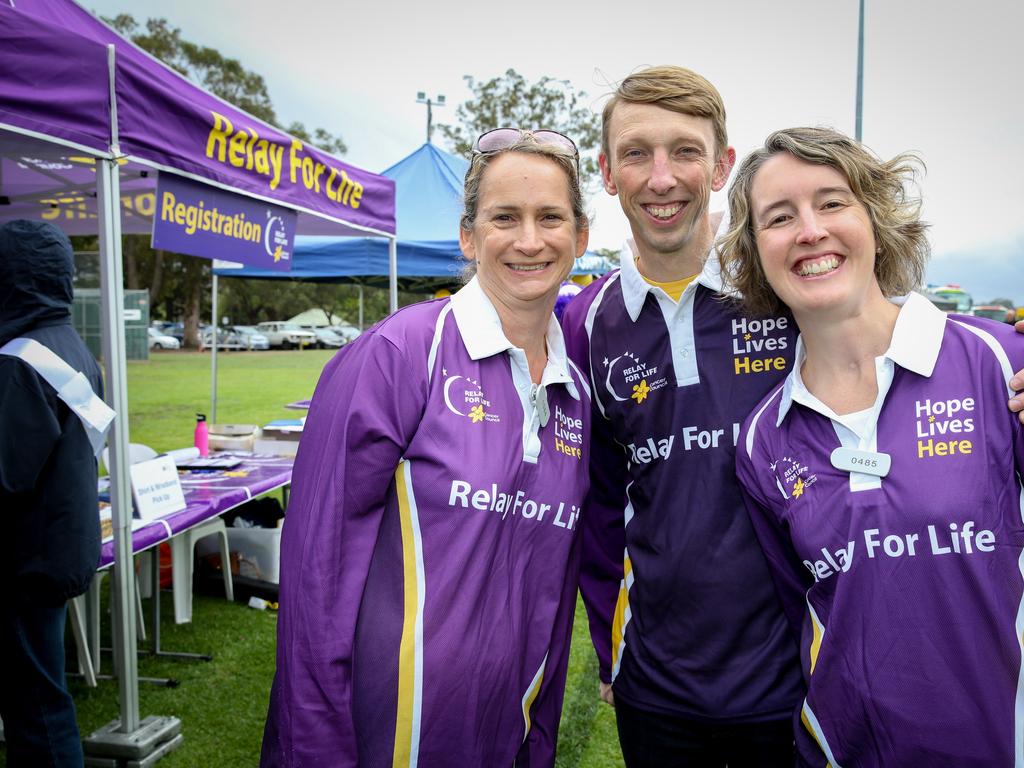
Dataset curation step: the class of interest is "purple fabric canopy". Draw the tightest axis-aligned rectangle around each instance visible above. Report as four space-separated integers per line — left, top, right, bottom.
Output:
0 0 395 237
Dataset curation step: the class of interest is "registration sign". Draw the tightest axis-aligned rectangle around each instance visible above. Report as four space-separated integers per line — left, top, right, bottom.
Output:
152 173 295 271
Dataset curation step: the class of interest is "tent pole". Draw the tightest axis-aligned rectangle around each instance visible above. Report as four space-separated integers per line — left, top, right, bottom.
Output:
84 44 182 764
211 273 218 423
358 284 364 330
388 236 398 313
96 153 140 733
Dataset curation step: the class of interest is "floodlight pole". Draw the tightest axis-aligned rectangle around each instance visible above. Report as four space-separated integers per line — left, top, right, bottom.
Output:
855 0 865 141
416 91 446 144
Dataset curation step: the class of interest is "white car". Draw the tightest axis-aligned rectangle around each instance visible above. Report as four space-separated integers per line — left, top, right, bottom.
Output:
301 326 345 349
232 326 271 350
147 327 180 350
329 324 362 343
255 322 317 349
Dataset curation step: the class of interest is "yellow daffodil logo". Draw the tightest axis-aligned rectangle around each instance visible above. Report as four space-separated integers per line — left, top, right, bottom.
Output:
770 456 817 501
469 405 486 423
631 379 650 404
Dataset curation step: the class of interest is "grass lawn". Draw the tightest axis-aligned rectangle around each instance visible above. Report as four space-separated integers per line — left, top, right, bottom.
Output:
0 350 623 767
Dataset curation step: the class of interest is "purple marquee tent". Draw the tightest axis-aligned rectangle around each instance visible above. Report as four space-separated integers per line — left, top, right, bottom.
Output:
0 0 397 759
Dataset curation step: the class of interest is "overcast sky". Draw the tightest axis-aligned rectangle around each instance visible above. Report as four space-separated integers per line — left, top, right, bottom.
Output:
86 0 1024 302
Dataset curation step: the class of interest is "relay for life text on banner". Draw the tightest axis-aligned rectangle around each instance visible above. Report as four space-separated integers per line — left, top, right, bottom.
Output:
152 173 295 271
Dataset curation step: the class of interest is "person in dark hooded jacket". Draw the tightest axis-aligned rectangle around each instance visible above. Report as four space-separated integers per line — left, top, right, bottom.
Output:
0 220 104 766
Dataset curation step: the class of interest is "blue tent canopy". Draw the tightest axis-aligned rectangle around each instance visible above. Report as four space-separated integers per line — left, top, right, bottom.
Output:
214 143 613 288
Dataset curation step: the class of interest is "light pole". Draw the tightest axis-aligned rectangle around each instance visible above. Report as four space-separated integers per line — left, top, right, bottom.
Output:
416 92 446 144
855 0 865 141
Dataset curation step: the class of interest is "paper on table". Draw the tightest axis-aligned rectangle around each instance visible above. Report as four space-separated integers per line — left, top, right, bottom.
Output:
99 505 157 542
166 447 201 465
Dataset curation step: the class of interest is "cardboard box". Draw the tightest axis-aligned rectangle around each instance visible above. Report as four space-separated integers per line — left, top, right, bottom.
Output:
253 437 299 457
209 424 260 452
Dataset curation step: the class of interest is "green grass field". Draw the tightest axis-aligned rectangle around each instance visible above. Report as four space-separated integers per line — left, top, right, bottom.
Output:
0 350 623 767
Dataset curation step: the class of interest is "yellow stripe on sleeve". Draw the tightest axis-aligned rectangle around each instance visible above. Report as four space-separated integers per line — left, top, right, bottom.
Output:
610 555 632 678
521 653 548 741
392 461 423 768
807 600 825 675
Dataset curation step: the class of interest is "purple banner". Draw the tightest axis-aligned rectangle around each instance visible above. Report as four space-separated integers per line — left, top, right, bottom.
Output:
3 0 397 238
152 173 295 271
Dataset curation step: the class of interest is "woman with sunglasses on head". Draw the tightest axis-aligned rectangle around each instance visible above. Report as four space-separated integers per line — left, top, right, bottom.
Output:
718 126 1024 766
262 129 592 767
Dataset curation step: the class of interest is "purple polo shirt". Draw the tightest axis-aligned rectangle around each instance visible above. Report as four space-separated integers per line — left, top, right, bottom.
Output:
560 238 804 722
737 292 1024 766
263 278 591 768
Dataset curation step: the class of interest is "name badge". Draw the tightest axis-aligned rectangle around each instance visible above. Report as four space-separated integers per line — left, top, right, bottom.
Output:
830 447 891 478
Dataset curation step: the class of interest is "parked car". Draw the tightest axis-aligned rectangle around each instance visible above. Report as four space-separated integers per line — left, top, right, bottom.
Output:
971 305 1015 323
255 322 317 349
232 325 271 350
299 326 345 349
161 322 185 343
329 324 362 343
147 326 180 350
201 326 245 350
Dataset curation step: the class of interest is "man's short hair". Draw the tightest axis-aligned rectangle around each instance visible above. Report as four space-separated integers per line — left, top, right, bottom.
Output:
601 65 728 160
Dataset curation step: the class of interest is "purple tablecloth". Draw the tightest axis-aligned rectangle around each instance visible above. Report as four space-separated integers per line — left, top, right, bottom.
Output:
98 452 293 569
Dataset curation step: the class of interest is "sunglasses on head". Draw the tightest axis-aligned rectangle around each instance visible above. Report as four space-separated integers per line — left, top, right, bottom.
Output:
471 128 579 172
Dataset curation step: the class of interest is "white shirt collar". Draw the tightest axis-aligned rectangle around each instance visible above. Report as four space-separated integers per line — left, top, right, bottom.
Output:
617 209 730 321
776 290 946 423
449 276 579 399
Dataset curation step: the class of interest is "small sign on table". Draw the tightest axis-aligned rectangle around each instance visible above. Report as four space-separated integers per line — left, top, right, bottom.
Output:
129 455 187 522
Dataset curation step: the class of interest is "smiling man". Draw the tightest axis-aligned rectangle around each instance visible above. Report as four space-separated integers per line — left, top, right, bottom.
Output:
560 66 805 767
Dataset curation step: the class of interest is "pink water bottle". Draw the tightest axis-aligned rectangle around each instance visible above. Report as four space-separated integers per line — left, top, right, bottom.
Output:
194 413 209 457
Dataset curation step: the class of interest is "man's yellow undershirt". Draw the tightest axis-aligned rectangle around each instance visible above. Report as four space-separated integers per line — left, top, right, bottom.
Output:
641 272 697 302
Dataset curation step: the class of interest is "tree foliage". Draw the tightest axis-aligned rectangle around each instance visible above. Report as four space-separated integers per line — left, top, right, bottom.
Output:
98 14 352 345
592 246 621 266
105 14 347 155
436 69 601 185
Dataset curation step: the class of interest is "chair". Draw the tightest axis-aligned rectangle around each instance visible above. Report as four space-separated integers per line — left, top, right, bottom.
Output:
80 567 148 678
171 518 233 624
101 442 158 474
67 595 96 686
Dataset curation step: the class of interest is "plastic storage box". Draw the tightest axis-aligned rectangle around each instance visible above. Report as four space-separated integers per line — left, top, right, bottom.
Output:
197 525 282 584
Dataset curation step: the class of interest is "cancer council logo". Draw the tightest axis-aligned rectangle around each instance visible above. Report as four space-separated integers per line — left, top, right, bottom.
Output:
769 456 817 501
601 351 668 407
443 373 500 424
264 211 291 263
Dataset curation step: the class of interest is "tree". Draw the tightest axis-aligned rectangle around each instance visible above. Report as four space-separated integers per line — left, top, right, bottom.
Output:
105 15 346 149
102 14 349 345
436 69 602 185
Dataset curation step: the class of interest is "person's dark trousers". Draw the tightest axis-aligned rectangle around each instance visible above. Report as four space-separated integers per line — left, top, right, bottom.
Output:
615 694 795 768
0 594 84 767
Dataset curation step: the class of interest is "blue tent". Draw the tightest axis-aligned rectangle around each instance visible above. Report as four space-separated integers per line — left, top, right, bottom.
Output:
214 143 613 289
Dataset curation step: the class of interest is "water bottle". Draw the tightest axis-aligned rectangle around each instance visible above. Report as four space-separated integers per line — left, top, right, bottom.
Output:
194 413 209 457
